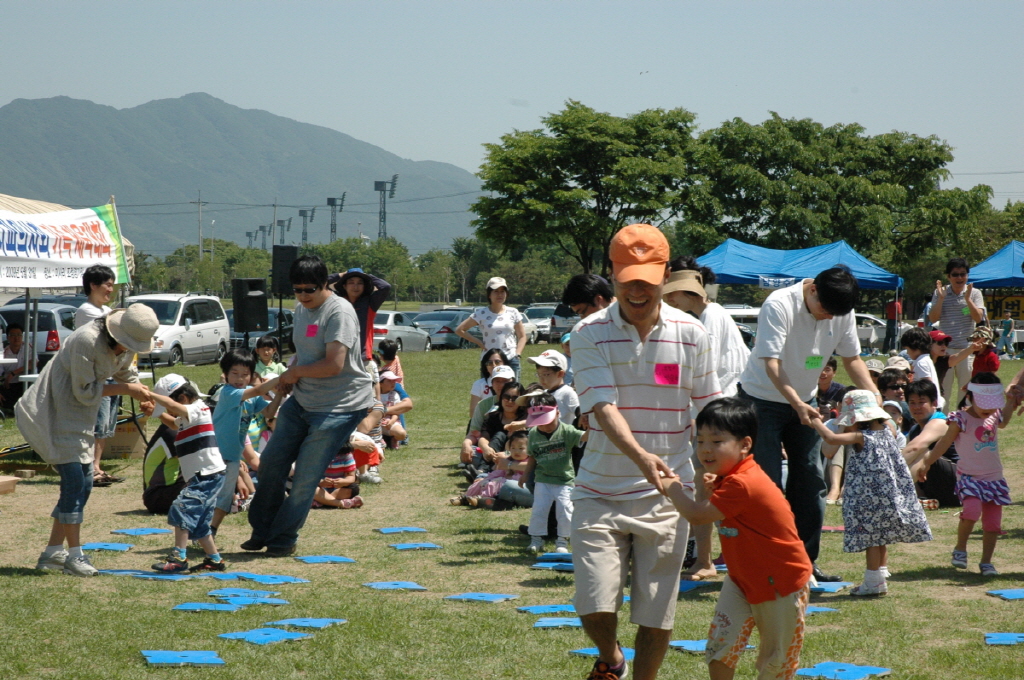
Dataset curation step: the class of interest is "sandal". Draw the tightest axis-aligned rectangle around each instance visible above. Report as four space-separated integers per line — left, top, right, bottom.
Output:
467 496 495 509
92 473 113 488
339 496 363 509
449 496 468 506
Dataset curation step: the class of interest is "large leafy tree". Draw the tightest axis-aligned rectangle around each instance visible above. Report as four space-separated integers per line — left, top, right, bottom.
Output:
678 113 992 271
472 100 701 275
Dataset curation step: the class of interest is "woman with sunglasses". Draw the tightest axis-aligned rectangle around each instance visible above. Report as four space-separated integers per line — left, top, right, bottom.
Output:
476 381 526 474
901 327 947 411
244 255 373 557
469 349 510 419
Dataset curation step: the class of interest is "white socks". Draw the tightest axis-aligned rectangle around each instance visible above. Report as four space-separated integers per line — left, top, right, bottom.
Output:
863 568 885 587
43 545 64 557
67 546 84 558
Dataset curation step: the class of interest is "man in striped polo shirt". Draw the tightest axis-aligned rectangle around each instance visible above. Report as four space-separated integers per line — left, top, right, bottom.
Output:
929 257 985 413
570 224 721 680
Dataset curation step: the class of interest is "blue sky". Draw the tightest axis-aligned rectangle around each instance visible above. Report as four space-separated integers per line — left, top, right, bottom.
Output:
2 0 1021 203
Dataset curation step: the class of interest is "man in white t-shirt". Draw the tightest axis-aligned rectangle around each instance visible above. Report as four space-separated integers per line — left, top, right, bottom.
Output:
75 265 121 486
737 267 877 583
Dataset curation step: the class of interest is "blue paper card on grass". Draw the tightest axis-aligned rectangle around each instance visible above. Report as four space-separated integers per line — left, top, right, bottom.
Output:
133 573 197 582
210 588 281 598
571 647 635 662
988 589 1024 601
82 542 133 552
985 633 1024 646
243 574 310 585
294 555 355 564
142 650 225 667
537 552 573 562
220 597 289 606
98 569 148 576
531 562 574 572
796 661 892 679
205 572 254 581
173 602 245 612
267 618 347 629
807 606 839 615
534 617 582 628
390 542 441 550
376 527 427 534
364 581 427 591
679 580 714 594
810 581 854 593
111 528 171 536
219 628 311 645
671 640 755 654
518 604 576 615
445 593 518 603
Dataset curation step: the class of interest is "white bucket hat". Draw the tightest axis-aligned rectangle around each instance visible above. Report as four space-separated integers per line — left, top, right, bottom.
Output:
105 304 159 354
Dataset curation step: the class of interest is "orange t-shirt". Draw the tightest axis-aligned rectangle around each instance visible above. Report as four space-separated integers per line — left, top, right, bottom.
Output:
709 456 812 604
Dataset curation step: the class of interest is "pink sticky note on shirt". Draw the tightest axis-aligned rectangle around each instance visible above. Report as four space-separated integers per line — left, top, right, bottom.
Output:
654 363 680 385
305 324 319 338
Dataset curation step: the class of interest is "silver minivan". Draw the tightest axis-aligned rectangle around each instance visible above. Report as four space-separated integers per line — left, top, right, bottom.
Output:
128 294 230 365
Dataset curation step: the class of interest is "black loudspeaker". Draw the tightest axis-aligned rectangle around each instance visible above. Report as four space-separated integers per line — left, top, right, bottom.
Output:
272 245 299 297
231 278 269 333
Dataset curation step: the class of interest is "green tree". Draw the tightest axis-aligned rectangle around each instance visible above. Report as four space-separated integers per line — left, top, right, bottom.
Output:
676 113 993 271
473 100 700 275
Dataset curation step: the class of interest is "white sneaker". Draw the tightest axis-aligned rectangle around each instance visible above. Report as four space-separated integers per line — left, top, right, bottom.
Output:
849 581 887 597
359 471 382 484
554 538 570 554
62 554 99 577
36 550 69 571
528 537 544 553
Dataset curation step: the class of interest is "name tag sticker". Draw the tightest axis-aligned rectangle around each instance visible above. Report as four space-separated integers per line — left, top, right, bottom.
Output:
804 355 824 370
305 324 319 338
961 307 970 316
654 363 680 385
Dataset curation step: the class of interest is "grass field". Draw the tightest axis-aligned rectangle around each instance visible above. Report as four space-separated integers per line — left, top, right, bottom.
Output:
1 344 1023 679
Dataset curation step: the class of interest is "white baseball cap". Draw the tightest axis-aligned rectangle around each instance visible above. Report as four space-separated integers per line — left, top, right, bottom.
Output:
151 373 205 417
528 350 568 371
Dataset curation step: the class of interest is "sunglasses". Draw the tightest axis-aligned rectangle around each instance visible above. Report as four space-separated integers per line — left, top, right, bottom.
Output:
949 272 968 278
485 359 504 366
889 384 908 390
935 339 951 346
502 393 519 401
292 286 319 295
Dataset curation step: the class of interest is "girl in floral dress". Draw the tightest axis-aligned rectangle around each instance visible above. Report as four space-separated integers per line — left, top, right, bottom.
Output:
811 389 932 596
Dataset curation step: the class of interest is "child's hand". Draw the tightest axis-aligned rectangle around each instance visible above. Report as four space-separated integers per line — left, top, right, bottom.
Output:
139 399 155 416
662 477 682 496
702 472 717 494
505 420 526 433
319 479 332 489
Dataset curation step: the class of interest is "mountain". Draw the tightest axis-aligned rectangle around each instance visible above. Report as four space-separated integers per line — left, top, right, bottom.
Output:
0 93 481 256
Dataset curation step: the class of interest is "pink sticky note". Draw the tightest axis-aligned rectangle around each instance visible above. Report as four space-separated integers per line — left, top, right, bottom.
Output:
654 363 679 385
305 324 319 338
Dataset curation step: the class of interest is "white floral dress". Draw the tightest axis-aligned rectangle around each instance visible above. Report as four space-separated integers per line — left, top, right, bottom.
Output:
842 428 933 552
471 306 523 360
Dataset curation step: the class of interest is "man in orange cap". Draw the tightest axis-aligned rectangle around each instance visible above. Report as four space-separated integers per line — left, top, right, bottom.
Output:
570 224 722 680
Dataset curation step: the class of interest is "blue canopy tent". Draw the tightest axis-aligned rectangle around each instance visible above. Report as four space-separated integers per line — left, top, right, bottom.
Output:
696 239 903 290
967 241 1024 289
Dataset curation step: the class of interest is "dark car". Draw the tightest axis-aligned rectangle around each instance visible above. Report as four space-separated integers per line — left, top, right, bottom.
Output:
226 308 295 354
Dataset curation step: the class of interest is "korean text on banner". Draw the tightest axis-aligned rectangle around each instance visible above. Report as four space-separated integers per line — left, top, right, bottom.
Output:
0 205 130 288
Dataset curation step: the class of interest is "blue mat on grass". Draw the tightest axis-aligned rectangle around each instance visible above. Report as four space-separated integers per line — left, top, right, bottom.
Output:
796 661 891 679
294 555 355 564
219 597 289 606
531 562 574 572
985 633 1024 645
571 647 635 661
219 628 311 645
173 602 244 612
988 589 1024 601
534 617 582 628
267 618 347 629
810 582 854 593
671 640 755 654
142 650 224 666
82 542 133 551
445 593 518 603
364 581 427 591
209 588 281 598
390 542 441 550
376 527 427 534
111 528 171 536
518 604 576 615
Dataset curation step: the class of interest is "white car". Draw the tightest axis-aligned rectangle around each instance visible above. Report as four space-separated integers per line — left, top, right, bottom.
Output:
127 294 230 366
523 305 556 342
855 313 914 351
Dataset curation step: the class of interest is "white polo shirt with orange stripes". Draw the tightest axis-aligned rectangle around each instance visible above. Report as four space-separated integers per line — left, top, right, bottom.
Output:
570 300 722 501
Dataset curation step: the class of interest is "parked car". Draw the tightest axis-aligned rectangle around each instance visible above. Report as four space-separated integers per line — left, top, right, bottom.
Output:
127 294 230 366
549 303 580 341
412 310 474 349
724 306 762 334
226 308 295 354
6 293 89 309
372 311 431 352
855 313 914 351
524 305 556 342
0 302 77 370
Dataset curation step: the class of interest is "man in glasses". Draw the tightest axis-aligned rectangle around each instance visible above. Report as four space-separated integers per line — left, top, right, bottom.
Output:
244 255 372 557
929 257 984 413
562 274 615 326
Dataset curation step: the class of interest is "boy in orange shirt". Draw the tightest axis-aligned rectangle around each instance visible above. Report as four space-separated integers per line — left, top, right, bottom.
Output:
664 397 812 680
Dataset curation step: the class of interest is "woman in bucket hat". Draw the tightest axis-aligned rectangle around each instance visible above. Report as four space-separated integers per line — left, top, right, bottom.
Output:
17 304 156 577
329 267 392 362
455 276 527 378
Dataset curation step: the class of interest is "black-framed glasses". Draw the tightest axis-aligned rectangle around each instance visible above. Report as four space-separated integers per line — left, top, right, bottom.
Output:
890 383 908 390
292 286 319 295
949 271 968 278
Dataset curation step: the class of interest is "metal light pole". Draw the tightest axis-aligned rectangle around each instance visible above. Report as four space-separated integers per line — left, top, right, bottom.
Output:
327 194 346 242
375 174 398 240
299 208 316 247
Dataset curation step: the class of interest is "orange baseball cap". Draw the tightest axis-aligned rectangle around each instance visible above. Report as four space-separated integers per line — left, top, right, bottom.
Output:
609 224 670 285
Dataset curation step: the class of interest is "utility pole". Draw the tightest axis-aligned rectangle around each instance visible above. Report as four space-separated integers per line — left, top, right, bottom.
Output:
190 190 208 261
326 194 346 242
374 174 398 240
268 199 278 248
299 207 316 247
246 231 254 248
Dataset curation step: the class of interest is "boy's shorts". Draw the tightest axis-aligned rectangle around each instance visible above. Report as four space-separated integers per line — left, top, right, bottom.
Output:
572 494 689 630
706 576 808 679
169 471 225 541
214 461 242 513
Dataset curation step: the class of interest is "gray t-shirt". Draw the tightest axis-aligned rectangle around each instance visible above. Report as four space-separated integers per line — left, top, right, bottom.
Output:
75 302 111 329
931 285 985 349
291 295 373 413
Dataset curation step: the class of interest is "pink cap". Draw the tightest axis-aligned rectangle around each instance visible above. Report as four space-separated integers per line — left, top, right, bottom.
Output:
525 405 557 428
968 381 1006 410
379 370 400 381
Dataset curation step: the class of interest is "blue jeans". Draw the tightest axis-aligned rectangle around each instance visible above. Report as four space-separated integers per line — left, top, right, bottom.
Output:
496 478 534 508
51 462 93 524
168 472 225 541
996 330 1015 355
508 356 521 381
247 398 364 550
94 392 121 439
738 388 826 562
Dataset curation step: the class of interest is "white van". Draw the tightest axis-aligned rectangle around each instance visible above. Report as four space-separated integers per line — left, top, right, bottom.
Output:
127 293 230 366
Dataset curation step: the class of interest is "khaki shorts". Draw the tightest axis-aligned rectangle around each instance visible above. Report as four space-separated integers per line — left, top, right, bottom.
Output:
706 576 808 679
571 494 689 630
